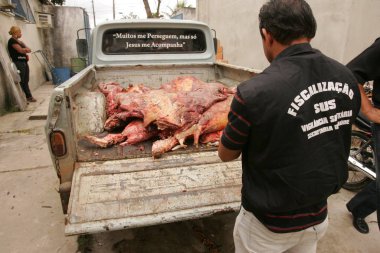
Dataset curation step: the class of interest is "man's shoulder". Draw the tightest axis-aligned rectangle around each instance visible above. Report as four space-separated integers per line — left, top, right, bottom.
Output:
364 37 380 57
373 37 380 47
239 60 299 92
237 69 284 105
298 49 356 81
238 70 274 91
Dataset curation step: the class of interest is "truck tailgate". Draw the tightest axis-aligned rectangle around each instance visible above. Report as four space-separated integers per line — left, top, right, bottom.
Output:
66 151 242 235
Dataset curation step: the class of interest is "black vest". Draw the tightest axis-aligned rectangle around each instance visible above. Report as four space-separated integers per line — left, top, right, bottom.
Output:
239 44 361 213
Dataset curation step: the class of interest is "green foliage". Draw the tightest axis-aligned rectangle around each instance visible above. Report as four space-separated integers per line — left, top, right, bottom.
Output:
176 0 193 9
120 12 140 20
166 0 193 17
39 0 65 6
51 0 65 5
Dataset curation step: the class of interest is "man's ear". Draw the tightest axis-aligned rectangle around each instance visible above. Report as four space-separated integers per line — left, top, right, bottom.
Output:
261 28 273 45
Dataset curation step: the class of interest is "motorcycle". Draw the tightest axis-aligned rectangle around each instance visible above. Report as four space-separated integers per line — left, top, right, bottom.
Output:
344 112 377 191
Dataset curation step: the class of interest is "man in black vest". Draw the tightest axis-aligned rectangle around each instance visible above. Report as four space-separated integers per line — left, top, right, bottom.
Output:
346 38 380 234
218 0 361 252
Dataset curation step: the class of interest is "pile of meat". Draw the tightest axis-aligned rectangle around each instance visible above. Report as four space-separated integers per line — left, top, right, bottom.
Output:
84 76 235 157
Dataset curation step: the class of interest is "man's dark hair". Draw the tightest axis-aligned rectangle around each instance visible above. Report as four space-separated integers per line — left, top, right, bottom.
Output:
259 0 317 45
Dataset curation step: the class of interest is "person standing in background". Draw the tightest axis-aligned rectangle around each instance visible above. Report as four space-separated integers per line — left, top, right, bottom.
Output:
218 0 361 252
7 26 36 102
346 37 380 234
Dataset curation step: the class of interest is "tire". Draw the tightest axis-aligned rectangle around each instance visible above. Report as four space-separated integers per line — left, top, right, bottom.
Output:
343 130 376 191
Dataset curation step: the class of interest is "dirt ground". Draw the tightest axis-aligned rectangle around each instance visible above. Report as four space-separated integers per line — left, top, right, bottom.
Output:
0 84 379 253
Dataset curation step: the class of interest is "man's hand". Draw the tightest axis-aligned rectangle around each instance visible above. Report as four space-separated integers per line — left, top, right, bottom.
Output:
359 84 380 124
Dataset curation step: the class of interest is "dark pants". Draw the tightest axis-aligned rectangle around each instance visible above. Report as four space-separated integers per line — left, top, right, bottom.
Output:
346 123 380 223
347 181 377 218
14 61 32 99
375 123 380 229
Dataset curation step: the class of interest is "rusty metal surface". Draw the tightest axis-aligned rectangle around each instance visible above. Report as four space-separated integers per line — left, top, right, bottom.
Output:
77 138 152 161
66 151 242 235
77 137 218 161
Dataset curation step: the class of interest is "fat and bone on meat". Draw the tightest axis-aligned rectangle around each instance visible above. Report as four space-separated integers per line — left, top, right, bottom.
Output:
85 76 235 157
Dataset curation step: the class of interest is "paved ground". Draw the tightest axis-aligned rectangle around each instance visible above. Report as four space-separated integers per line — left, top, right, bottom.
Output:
0 84 379 253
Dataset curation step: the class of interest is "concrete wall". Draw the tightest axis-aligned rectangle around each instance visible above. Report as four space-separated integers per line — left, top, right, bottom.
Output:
0 3 90 113
197 0 380 70
0 0 47 111
0 60 7 113
172 7 196 20
53 6 90 68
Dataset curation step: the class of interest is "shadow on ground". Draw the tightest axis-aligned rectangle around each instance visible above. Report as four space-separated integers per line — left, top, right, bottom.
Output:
76 212 237 253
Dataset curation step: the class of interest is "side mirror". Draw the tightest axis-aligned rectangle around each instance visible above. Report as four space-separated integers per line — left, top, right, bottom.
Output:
213 38 218 54
211 29 218 54
76 39 88 58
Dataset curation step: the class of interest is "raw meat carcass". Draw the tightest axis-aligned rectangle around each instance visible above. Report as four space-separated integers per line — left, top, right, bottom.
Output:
98 81 125 96
85 120 157 148
104 77 231 131
104 92 146 131
144 86 228 130
199 131 222 145
174 95 233 147
119 120 158 146
99 82 150 118
160 76 205 92
84 132 126 148
98 82 125 117
161 76 234 96
152 95 233 157
103 89 182 131
151 136 179 158
85 76 235 157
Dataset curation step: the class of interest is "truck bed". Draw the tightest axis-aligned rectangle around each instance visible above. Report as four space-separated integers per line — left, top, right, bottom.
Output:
71 63 255 162
66 151 242 235
57 63 256 235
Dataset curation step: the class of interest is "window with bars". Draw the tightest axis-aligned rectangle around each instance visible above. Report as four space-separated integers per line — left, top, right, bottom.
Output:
11 0 35 23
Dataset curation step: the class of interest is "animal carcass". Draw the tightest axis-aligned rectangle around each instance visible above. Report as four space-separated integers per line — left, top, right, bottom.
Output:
84 76 235 157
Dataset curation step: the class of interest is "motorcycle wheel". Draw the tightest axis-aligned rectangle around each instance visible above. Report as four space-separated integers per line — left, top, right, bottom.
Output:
343 130 375 191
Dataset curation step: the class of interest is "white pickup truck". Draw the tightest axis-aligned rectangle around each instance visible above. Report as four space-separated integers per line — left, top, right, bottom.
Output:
45 19 258 235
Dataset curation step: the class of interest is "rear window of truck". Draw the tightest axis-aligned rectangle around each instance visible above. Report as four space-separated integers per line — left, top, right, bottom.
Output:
102 28 207 54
